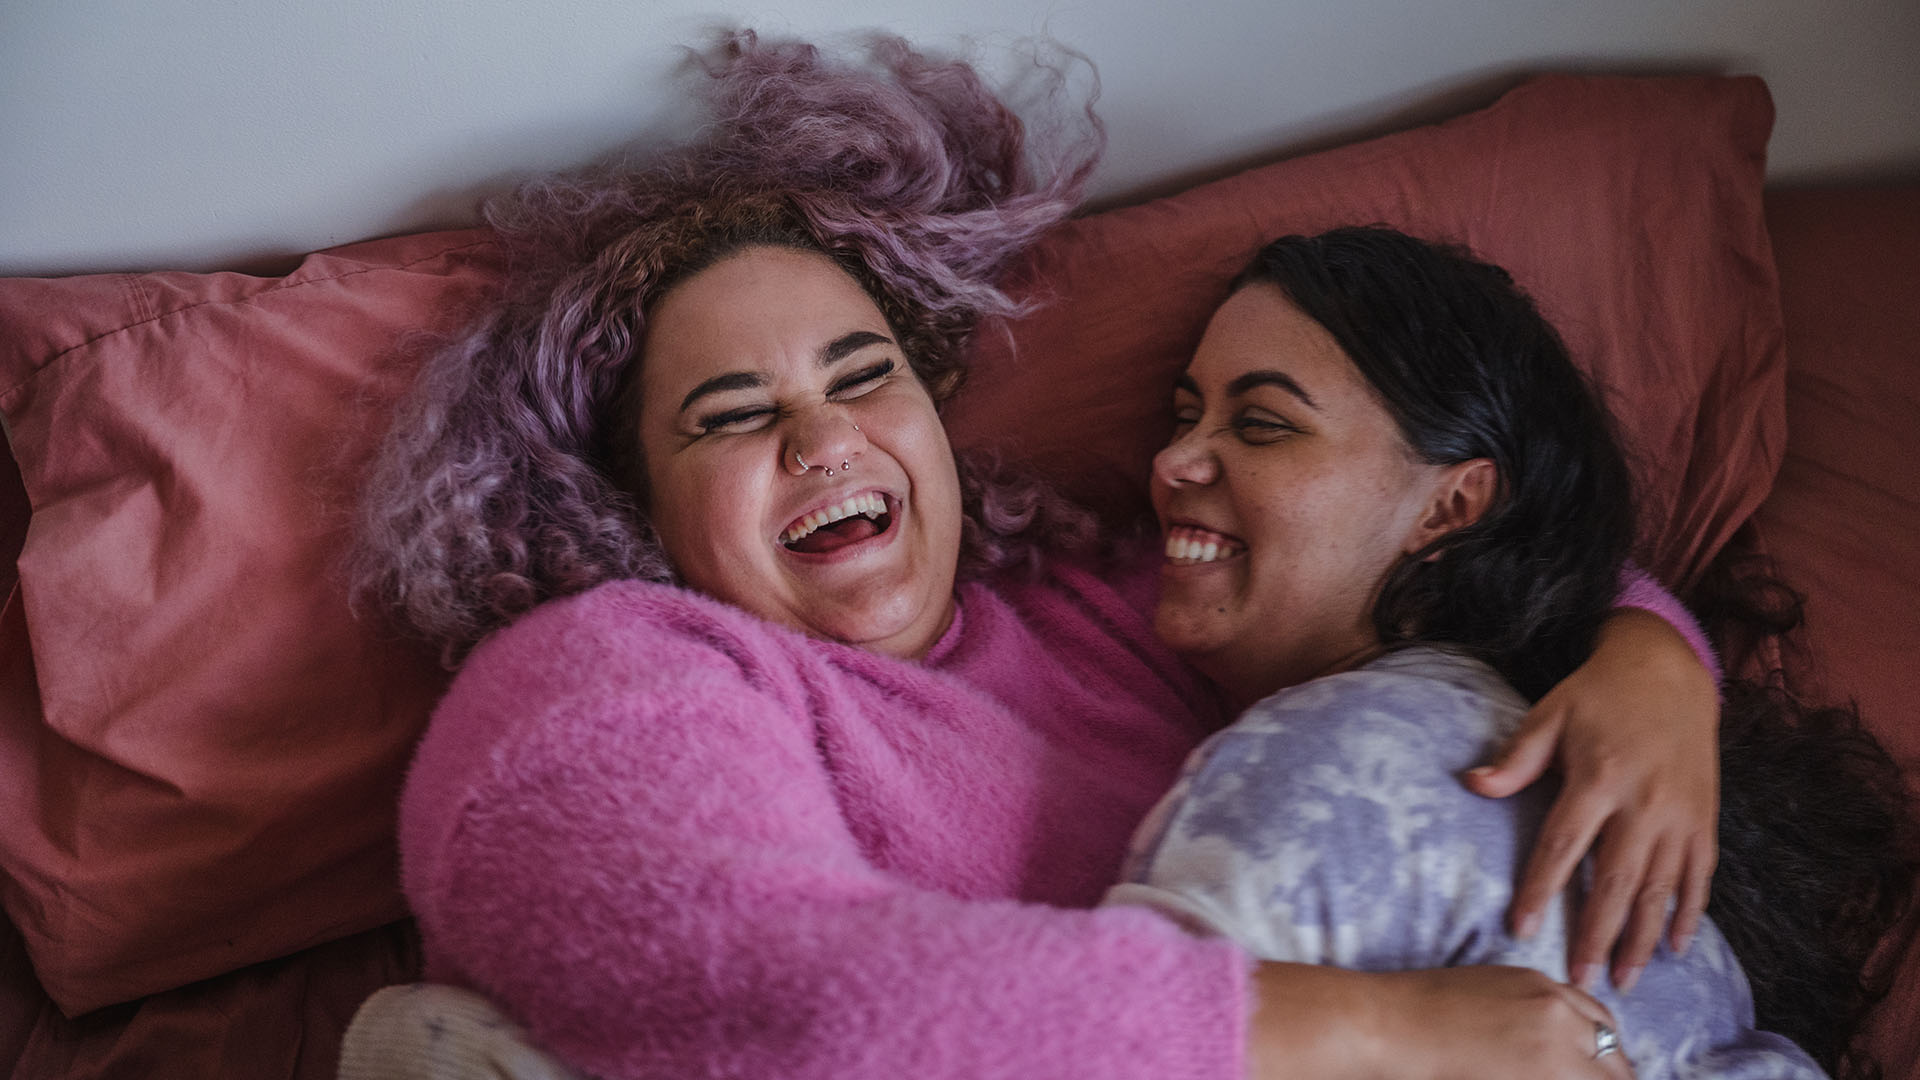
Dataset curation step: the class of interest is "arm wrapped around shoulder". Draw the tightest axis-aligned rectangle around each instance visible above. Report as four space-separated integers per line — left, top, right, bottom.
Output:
401 581 1250 1080
1108 650 1553 973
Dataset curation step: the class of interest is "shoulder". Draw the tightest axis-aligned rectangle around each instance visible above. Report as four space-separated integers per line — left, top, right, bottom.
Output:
1170 649 1529 827
480 577 770 658
1125 651 1542 967
399 580 837 897
1230 648 1525 758
951 545 1220 726
410 579 821 816
452 578 813 705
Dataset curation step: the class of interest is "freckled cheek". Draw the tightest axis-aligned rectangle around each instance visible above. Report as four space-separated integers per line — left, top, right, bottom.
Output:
1243 462 1356 543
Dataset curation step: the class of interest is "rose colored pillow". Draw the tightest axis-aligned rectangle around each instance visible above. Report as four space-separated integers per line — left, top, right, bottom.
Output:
0 231 496 1013
0 74 1785 1015
953 73 1784 591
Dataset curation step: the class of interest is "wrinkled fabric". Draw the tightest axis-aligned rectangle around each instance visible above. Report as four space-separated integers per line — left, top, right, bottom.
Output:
1112 647 1820 1080
0 231 495 1013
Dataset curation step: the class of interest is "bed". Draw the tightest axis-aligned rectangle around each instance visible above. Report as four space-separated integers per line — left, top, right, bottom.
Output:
1 71 1915 1079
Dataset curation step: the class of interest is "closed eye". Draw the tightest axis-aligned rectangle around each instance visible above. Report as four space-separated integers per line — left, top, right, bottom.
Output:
697 406 778 434
1233 413 1299 443
829 359 895 398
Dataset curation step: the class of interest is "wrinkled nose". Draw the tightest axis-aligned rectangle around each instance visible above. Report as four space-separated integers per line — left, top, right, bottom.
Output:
785 408 868 477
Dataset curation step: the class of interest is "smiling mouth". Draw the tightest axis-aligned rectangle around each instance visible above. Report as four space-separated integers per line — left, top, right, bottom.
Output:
1164 524 1246 565
781 492 896 555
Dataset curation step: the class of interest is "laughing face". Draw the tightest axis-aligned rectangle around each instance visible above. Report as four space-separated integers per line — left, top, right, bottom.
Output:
1151 283 1480 706
635 245 962 658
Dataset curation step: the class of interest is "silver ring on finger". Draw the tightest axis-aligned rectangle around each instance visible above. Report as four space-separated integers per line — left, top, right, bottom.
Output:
1593 1023 1621 1059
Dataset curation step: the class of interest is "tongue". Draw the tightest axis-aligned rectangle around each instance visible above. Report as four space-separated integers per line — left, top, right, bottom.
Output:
788 515 881 554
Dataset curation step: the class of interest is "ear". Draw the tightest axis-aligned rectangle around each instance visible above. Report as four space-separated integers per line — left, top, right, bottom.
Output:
1405 458 1497 559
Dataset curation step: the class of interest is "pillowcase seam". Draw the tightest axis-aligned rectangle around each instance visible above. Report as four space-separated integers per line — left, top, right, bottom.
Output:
0 237 498 405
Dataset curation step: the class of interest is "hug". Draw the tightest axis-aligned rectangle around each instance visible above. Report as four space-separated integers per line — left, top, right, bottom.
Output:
332 34 1912 1080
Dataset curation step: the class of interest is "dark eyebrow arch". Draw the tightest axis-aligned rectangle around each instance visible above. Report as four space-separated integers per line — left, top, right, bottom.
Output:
1226 369 1319 411
678 331 893 414
819 330 893 366
678 371 767 414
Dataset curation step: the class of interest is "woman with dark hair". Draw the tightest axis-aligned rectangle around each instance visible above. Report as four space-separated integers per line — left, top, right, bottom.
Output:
346 37 1733 1080
1110 227 1912 1079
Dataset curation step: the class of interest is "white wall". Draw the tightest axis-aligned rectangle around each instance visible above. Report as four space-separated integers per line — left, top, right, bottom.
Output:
3 0 1916 277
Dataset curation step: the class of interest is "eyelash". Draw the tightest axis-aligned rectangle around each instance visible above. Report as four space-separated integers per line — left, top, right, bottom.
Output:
1170 404 1298 442
696 360 896 434
830 359 894 397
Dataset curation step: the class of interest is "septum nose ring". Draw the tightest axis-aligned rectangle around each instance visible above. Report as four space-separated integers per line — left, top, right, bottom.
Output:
793 450 855 477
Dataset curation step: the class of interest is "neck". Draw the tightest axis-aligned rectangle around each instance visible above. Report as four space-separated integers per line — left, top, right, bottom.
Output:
1210 639 1388 713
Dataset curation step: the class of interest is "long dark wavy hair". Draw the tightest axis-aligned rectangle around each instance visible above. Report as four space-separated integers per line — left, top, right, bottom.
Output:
1239 226 1914 1078
1235 227 1632 702
349 32 1103 662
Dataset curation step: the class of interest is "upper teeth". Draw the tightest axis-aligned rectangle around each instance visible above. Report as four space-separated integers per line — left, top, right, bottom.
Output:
783 492 887 545
1165 524 1244 564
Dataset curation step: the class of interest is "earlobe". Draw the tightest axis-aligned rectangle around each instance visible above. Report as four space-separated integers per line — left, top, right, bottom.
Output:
1410 458 1498 558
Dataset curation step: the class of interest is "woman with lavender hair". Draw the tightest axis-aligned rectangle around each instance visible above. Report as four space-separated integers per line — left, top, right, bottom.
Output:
345 34 1724 1080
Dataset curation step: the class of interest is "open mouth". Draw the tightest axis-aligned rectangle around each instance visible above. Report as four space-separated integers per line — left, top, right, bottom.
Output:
1164 523 1246 565
780 492 896 555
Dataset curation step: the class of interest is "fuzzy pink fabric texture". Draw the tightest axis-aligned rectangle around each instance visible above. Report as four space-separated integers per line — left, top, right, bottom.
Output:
400 553 1710 1079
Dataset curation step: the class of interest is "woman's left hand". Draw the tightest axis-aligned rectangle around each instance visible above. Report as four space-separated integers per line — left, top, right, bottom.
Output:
1464 609 1720 993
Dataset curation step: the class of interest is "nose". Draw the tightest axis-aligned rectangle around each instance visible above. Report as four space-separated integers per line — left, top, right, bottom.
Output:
1152 428 1218 489
784 407 868 477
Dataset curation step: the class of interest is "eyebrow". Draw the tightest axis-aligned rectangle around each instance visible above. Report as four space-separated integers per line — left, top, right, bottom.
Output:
677 330 895 414
1175 369 1319 411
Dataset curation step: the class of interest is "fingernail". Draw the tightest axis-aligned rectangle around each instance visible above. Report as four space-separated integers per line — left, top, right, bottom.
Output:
1571 963 1598 990
1673 929 1695 956
1515 911 1542 939
1615 964 1644 994
1466 765 1495 779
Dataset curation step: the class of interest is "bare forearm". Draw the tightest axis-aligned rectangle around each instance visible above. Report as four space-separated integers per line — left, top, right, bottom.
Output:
1246 963 1630 1080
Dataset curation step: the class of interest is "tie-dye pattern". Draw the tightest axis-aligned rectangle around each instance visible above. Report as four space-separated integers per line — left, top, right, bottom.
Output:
1109 646 1823 1080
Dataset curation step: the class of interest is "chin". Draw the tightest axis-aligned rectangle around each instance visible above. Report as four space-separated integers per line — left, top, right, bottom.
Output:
1153 604 1229 660
799 589 940 653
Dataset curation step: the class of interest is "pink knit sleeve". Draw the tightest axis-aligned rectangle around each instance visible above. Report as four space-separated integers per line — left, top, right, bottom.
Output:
1614 562 1723 685
400 584 1248 1080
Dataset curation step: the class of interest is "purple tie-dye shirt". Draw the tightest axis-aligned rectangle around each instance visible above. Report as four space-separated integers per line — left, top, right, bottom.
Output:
1108 646 1823 1080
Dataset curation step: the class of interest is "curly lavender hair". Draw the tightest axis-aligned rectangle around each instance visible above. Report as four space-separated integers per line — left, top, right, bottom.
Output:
350 32 1103 662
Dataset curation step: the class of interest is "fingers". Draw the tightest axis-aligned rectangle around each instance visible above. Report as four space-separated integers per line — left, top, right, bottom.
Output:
1668 832 1716 954
1556 985 1636 1080
1554 979 1614 1029
1571 825 1717 991
1604 835 1685 990
1508 744 1715 990
1509 778 1610 941
1465 705 1565 799
1565 817 1655 990
1598 1040 1638 1080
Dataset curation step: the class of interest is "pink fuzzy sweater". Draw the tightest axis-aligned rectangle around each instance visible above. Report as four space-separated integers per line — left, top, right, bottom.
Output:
400 555 1711 1080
